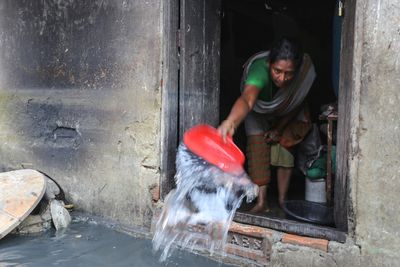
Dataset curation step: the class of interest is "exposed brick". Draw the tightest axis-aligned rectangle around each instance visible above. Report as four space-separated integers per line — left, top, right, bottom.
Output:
227 222 273 264
225 243 268 265
281 233 329 252
229 221 274 238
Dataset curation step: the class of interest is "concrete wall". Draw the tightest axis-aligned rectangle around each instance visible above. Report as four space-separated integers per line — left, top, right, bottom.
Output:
350 0 400 263
0 0 162 228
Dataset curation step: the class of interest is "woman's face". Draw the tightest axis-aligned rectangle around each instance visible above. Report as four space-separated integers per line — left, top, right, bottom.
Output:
269 59 296 88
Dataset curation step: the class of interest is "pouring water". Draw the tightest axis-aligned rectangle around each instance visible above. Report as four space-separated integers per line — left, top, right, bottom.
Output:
152 143 258 261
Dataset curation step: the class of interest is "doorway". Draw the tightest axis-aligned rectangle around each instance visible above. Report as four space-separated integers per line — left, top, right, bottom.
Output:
161 0 350 240
220 0 340 226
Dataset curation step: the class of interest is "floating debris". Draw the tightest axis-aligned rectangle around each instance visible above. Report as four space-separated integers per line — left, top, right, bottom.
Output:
0 169 73 237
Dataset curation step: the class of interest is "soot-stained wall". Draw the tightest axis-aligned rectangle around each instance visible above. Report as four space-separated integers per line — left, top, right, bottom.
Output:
0 0 162 228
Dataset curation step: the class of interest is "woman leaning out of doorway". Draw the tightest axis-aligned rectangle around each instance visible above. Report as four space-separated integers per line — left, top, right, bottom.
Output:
218 37 316 213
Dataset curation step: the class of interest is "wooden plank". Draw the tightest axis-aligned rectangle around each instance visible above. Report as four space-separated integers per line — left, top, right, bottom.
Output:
0 169 46 239
334 0 357 232
160 0 180 199
179 0 221 140
234 212 347 243
326 118 333 205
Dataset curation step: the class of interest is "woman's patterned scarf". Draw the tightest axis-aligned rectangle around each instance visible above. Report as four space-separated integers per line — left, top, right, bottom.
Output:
241 51 316 116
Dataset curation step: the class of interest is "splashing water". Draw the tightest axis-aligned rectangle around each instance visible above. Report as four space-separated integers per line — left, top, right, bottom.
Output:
153 143 258 261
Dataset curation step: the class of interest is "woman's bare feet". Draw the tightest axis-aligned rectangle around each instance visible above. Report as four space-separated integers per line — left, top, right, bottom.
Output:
249 202 270 213
248 185 269 213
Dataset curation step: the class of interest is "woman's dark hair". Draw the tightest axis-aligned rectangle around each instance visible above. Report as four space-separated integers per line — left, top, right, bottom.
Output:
269 37 303 70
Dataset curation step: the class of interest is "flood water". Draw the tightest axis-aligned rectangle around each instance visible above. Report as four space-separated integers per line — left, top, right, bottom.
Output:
0 217 234 267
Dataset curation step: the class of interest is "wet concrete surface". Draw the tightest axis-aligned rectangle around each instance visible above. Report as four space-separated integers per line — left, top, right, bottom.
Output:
0 218 235 267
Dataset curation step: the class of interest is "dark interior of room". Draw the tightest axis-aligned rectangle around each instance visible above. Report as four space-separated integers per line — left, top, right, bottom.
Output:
220 0 339 220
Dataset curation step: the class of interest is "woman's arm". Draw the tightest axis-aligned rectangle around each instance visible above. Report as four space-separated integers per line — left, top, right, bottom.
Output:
218 85 260 141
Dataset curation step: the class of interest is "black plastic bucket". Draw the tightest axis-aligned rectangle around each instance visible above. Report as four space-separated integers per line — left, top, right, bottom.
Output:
283 200 334 226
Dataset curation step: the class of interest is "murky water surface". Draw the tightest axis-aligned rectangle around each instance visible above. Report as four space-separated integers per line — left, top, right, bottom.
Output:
0 218 233 267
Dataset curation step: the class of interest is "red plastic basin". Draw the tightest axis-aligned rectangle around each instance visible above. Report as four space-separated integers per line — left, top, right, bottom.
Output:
183 124 245 175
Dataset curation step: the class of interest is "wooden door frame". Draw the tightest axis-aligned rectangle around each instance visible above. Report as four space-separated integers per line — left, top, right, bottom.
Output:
160 0 179 199
333 0 357 233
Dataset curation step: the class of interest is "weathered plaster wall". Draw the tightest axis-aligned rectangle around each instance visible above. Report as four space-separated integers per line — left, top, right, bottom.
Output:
0 0 162 228
349 0 400 263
